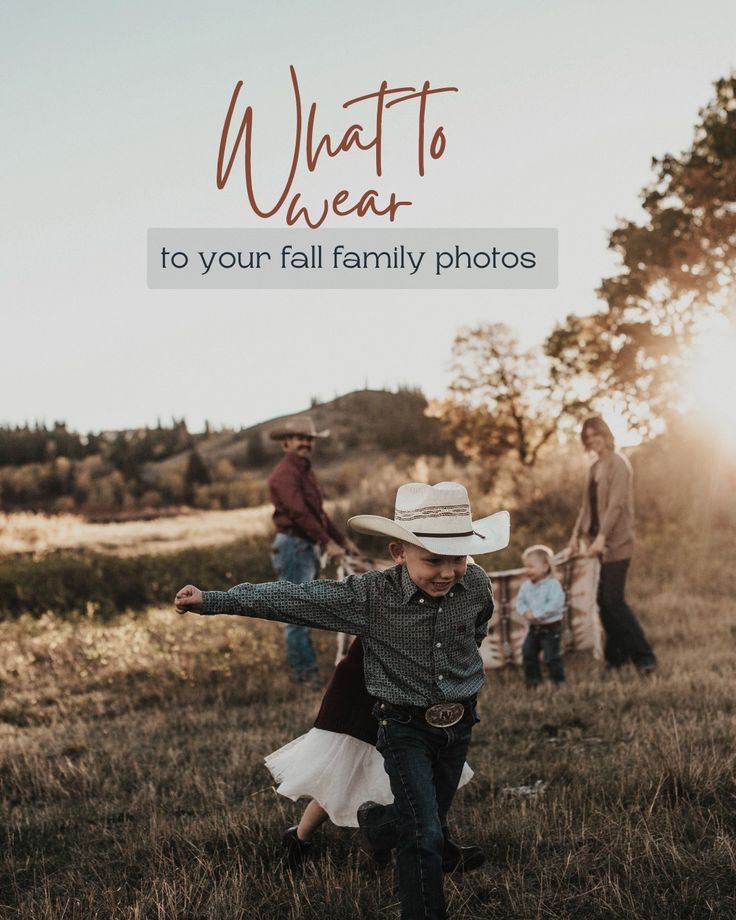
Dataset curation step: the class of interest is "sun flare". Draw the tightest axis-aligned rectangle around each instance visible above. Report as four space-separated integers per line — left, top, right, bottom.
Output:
681 316 736 444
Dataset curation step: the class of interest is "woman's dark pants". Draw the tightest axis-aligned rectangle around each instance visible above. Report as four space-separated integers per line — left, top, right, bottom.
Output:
598 559 656 669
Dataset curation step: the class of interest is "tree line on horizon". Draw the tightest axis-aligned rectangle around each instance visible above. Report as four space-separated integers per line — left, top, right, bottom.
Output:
0 419 268 516
0 390 455 516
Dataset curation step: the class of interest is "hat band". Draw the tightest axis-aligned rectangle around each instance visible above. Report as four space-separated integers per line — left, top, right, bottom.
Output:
411 530 485 539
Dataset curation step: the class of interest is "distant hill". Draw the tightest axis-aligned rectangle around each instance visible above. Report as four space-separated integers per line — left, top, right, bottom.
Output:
0 389 456 517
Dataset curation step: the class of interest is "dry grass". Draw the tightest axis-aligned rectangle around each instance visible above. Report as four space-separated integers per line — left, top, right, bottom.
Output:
2 586 735 919
2 433 735 916
0 508 275 558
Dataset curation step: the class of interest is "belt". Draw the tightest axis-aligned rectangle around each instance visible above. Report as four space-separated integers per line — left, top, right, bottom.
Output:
378 698 475 728
529 621 562 632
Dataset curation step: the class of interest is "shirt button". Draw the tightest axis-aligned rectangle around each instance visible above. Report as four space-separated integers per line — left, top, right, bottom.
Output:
438 675 444 680
449 592 454 597
436 642 442 648
438 606 442 613
419 598 425 604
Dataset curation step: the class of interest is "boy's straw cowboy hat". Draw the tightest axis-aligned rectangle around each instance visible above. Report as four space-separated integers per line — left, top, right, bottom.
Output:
349 481 509 556
268 415 330 440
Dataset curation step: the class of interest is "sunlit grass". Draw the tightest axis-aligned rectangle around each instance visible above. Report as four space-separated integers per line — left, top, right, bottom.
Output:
2 433 735 916
0 506 274 558
1 587 735 919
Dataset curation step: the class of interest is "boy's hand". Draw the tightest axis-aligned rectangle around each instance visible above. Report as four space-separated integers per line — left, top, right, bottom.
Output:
522 610 535 623
175 585 204 614
587 534 606 557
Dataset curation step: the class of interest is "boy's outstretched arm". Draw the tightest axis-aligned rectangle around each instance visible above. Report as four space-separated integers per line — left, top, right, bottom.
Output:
172 574 370 636
175 584 203 613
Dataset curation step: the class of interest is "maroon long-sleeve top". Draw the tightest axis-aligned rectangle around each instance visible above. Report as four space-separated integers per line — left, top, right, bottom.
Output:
267 451 346 546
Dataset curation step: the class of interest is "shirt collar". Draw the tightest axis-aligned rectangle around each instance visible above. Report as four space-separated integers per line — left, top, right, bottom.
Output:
399 565 420 604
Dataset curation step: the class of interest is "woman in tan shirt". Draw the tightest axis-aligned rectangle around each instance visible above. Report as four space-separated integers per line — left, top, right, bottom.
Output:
569 417 657 673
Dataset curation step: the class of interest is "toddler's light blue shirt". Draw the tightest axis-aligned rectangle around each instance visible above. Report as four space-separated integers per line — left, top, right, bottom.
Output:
515 575 565 624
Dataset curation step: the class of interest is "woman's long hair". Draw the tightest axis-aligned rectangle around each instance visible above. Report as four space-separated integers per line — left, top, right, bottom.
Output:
580 416 615 450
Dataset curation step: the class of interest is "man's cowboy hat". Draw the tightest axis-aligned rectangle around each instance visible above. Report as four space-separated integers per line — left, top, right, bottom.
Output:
349 481 509 556
268 415 330 441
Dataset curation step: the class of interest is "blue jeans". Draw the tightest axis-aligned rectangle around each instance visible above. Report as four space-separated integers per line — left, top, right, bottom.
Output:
271 533 320 681
361 702 475 920
522 626 565 686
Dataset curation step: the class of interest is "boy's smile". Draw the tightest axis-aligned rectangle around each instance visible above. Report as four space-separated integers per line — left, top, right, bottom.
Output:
390 541 468 597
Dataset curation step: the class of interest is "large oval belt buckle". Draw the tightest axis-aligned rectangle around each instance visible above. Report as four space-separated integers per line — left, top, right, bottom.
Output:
425 702 465 728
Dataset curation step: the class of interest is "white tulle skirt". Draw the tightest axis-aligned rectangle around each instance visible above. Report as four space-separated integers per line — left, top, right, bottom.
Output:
265 727 474 827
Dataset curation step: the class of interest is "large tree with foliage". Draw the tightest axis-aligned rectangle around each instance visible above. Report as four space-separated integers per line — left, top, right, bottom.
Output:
431 323 589 466
546 75 736 429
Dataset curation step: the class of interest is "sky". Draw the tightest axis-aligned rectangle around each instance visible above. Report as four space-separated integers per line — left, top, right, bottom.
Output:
2 0 735 435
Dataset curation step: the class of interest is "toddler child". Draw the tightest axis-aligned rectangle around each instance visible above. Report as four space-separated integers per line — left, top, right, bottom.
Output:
516 544 566 688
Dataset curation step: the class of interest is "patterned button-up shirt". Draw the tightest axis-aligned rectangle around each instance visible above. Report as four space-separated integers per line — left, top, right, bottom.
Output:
202 562 494 706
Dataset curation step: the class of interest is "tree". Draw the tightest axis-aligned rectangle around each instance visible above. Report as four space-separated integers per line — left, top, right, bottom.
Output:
245 433 269 466
546 74 736 429
184 449 211 503
431 323 589 466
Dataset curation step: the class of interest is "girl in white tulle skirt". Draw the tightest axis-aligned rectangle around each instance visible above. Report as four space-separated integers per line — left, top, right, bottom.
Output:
265 637 472 859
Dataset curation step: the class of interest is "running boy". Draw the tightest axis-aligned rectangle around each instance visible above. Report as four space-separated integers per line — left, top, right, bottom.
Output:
516 544 566 688
175 481 509 920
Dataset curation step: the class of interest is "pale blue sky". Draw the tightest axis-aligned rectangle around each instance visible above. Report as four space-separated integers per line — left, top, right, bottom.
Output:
2 1 734 432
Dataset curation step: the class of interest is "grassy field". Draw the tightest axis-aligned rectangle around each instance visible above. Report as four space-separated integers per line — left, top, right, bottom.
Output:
0 507 276 557
2 576 734 919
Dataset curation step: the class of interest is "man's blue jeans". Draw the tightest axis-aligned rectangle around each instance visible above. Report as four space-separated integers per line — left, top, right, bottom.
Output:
361 702 474 920
271 533 320 681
